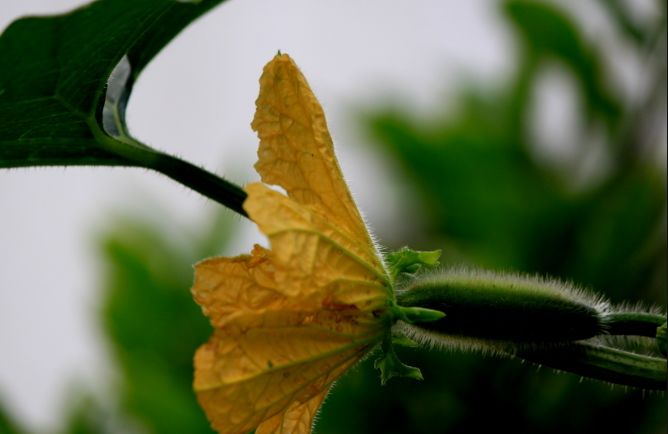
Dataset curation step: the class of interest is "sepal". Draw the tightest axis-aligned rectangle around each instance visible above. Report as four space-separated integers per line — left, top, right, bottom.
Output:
374 334 423 385
386 247 441 283
394 305 446 324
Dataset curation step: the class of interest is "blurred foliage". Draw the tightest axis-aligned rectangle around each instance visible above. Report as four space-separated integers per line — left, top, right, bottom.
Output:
0 398 27 434
1 1 665 433
0 212 235 434
55 393 115 434
365 0 667 306
96 211 237 434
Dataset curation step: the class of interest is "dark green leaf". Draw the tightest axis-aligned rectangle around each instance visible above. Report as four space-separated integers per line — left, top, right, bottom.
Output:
0 0 225 168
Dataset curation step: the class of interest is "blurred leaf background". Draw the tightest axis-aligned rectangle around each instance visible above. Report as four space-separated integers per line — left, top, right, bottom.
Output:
1 0 665 433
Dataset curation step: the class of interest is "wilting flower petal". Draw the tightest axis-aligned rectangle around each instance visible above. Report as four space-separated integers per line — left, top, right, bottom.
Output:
192 53 392 434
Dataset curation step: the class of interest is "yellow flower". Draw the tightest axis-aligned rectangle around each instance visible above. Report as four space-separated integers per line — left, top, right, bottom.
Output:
191 53 393 434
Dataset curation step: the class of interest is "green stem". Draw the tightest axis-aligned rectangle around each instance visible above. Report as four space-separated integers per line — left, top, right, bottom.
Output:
91 120 249 218
604 312 666 337
147 151 248 218
514 342 666 390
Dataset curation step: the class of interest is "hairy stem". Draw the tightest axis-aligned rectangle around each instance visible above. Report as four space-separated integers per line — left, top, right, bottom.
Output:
514 342 666 390
148 152 248 218
604 312 666 337
92 122 249 218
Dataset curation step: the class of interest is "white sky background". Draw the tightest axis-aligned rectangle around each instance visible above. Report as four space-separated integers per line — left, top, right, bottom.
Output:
0 0 661 431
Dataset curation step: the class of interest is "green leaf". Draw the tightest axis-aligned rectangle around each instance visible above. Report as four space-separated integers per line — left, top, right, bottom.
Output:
0 0 225 168
0 0 249 216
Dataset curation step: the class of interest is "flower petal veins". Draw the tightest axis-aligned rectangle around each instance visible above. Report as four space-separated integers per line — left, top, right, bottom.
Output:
192 54 391 434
